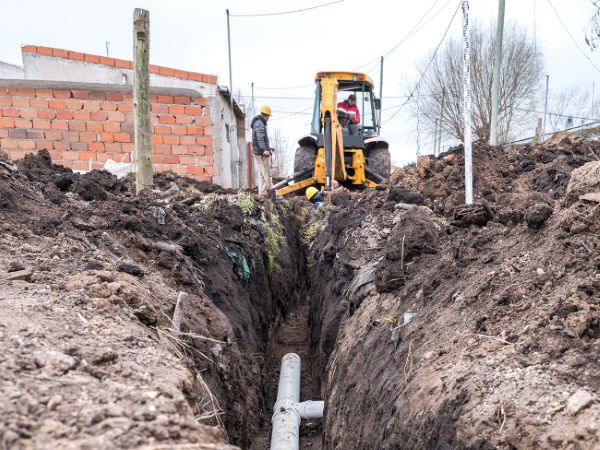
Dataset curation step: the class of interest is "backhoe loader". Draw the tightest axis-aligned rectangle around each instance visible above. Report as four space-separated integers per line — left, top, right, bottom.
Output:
274 71 391 196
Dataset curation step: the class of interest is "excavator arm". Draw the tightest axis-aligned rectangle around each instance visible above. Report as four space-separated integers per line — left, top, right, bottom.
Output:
319 77 346 190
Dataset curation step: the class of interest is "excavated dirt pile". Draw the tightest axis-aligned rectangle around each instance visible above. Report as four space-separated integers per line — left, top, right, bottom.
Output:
0 150 306 449
307 135 600 448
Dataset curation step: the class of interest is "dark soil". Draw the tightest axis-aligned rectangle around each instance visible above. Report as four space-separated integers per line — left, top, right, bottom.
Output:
0 150 306 449
249 294 323 449
307 135 600 449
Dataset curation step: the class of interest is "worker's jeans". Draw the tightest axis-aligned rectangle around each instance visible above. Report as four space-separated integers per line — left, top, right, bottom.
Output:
254 154 272 197
347 122 359 135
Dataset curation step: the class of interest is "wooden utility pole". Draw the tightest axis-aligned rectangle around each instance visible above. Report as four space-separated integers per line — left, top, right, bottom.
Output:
133 8 153 194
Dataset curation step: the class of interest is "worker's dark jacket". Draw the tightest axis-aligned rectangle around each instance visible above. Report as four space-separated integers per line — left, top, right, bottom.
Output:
251 114 270 155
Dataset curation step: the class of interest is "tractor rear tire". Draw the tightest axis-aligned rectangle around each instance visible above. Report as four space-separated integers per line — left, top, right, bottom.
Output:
293 146 316 181
366 147 391 182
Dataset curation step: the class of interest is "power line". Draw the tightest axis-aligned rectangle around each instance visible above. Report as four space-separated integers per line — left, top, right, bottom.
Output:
229 0 344 17
382 0 461 125
503 119 600 146
354 0 453 72
270 106 314 121
515 106 598 122
253 83 314 90
546 0 600 76
383 0 453 58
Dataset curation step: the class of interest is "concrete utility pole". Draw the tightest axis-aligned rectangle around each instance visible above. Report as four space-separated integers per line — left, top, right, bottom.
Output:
543 74 549 141
379 56 384 132
133 8 153 193
438 87 446 155
226 9 234 112
489 0 505 145
251 82 255 119
462 0 473 204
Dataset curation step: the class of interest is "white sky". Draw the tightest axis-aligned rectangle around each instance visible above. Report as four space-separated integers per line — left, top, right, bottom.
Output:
2 0 600 168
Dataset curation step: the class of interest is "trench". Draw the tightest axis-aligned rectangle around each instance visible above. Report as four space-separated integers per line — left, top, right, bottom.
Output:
248 292 323 449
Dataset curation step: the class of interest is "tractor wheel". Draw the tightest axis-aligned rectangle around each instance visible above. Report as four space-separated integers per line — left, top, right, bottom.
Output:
366 147 391 182
293 146 316 181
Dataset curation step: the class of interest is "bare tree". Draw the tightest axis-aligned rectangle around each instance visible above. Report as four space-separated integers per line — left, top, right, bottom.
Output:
269 125 293 177
547 87 593 132
586 1 600 50
412 21 543 144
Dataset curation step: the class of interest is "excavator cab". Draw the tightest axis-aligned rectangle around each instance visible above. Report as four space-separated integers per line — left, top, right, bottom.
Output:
274 71 391 196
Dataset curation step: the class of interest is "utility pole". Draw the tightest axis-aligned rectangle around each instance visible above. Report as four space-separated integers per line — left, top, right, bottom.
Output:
379 56 384 133
226 9 234 112
434 118 439 156
133 8 153 194
251 82 255 119
438 88 446 155
462 0 473 205
543 74 549 141
105 41 110 57
489 0 505 145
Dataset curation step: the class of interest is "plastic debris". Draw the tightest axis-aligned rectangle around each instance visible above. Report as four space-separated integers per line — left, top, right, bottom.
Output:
226 246 251 284
403 311 417 325
149 206 166 225
383 315 397 326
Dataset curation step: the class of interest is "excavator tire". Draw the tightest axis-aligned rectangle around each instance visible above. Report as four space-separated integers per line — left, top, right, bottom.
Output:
366 147 391 182
293 146 316 182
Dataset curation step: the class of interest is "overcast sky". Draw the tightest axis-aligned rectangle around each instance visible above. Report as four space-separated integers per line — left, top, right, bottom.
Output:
3 0 600 167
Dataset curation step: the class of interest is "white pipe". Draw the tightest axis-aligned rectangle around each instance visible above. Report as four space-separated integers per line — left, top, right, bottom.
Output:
270 353 324 450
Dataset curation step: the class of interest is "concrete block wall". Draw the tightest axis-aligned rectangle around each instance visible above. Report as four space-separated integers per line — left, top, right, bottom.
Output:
0 84 214 180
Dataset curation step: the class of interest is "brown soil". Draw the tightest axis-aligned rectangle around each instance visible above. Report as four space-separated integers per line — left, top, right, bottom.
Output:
3 132 600 450
307 136 600 449
0 150 306 449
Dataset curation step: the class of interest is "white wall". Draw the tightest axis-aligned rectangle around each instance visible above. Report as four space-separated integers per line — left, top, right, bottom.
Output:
211 92 241 189
22 53 214 93
0 61 24 79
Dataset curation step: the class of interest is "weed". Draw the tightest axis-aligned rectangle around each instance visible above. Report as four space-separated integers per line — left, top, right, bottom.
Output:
237 190 255 217
187 185 200 195
302 205 327 245
201 193 218 212
277 200 292 214
263 213 283 272
302 219 322 245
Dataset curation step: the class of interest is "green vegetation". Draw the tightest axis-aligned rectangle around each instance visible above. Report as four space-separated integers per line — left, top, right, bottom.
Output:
186 185 200 195
236 190 255 217
200 193 218 212
302 205 327 245
263 213 283 272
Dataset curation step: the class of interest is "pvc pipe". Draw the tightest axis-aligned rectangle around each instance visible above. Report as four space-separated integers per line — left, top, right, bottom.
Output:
296 400 324 420
270 353 324 450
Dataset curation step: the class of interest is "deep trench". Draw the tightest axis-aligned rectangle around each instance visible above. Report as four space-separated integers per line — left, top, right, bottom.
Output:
248 292 323 449
196 204 325 450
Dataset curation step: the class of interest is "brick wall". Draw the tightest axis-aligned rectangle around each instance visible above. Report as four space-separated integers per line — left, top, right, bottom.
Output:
0 45 231 182
0 85 214 181
21 45 218 84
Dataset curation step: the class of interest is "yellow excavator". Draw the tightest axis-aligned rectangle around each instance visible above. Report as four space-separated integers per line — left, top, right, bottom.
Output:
274 71 390 196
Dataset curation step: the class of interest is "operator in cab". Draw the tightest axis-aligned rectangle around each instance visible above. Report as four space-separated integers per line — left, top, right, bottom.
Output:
337 94 360 135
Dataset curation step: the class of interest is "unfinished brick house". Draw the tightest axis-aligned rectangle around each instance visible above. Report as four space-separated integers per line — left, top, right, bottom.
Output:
0 45 251 187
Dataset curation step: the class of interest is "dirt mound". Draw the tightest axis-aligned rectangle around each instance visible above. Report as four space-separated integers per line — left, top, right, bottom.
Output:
390 139 600 217
307 138 600 449
0 152 306 449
